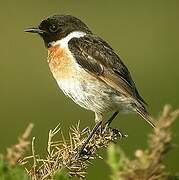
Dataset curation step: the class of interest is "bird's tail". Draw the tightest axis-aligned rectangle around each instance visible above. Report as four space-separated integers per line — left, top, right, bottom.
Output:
135 103 155 128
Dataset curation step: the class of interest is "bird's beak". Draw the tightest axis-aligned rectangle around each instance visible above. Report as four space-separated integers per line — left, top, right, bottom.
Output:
24 27 45 34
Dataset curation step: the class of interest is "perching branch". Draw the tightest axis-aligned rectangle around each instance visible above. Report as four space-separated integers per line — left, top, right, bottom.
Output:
21 122 124 179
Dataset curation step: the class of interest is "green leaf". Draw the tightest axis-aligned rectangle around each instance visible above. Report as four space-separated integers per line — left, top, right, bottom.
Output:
54 168 69 180
0 157 28 180
107 143 127 173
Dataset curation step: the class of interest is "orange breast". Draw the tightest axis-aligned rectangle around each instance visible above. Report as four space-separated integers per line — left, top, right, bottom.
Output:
48 45 65 61
47 45 75 80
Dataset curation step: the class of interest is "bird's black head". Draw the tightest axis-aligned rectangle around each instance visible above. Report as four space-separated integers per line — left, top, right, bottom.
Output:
25 15 92 48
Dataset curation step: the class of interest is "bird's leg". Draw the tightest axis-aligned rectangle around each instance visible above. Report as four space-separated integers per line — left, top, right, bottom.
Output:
78 113 103 156
105 111 119 126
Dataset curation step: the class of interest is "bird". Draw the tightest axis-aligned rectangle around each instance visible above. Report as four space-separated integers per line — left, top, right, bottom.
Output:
25 15 155 140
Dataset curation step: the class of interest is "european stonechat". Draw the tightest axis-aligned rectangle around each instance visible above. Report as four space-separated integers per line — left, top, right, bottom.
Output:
25 15 155 135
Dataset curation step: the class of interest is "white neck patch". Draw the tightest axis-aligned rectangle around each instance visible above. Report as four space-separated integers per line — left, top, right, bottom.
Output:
51 31 86 47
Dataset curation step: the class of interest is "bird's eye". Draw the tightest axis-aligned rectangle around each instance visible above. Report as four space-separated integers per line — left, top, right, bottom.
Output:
49 24 59 33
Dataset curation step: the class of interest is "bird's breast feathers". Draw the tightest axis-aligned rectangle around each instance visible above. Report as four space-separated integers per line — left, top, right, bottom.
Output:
47 31 86 80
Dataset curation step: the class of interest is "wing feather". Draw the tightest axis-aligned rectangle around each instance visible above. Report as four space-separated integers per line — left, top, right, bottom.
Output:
68 34 155 128
69 34 142 102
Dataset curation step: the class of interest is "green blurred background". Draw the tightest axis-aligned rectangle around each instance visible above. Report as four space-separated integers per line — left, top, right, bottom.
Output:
0 0 179 179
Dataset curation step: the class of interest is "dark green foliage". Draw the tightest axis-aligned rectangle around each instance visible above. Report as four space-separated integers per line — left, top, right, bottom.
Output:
0 157 28 180
53 168 69 180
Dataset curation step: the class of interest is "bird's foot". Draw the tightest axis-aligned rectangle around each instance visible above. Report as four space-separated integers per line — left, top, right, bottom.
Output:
75 123 128 160
97 124 128 140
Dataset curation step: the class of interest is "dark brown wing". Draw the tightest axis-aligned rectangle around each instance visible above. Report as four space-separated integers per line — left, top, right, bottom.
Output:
68 34 155 128
68 34 146 104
